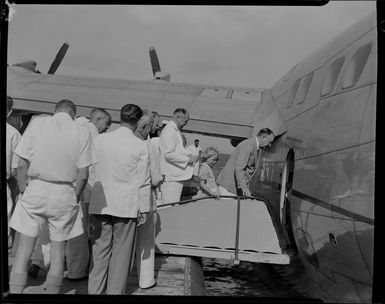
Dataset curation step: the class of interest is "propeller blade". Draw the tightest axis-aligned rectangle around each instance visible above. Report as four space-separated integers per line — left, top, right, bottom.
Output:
47 42 69 74
149 46 161 77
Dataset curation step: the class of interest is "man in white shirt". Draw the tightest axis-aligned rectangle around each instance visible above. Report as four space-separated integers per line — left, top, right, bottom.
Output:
88 104 150 295
26 108 112 281
159 108 198 204
187 139 202 176
6 97 21 239
134 110 164 289
9 99 96 294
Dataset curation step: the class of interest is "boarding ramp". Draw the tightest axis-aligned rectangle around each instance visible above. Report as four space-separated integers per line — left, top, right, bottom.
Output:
155 196 290 265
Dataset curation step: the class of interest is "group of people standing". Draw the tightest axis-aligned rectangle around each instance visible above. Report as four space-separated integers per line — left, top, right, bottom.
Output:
6 96 275 295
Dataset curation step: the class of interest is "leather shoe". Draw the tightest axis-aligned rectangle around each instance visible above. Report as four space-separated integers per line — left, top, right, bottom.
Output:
67 275 88 281
140 282 157 290
27 264 40 279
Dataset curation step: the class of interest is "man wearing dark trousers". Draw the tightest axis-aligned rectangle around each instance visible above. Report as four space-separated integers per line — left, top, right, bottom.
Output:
88 104 150 294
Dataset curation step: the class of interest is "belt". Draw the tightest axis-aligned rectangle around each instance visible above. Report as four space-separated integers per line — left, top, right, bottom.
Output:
30 177 74 186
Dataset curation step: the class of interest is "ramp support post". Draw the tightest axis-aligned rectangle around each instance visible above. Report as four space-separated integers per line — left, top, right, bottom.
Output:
234 196 241 265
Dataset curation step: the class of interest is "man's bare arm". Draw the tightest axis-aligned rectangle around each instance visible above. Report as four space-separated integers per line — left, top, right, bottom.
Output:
16 157 30 193
75 167 89 203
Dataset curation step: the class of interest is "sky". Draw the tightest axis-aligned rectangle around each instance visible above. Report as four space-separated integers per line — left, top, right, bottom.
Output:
6 2 376 153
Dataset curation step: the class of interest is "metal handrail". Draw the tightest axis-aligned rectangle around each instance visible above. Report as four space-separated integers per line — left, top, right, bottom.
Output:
156 194 262 208
234 195 241 265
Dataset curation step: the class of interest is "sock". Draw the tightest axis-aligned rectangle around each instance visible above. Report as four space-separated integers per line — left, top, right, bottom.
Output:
9 272 27 294
45 274 63 294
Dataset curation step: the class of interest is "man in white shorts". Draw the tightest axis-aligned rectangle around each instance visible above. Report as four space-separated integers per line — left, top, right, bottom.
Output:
27 108 112 280
9 99 96 294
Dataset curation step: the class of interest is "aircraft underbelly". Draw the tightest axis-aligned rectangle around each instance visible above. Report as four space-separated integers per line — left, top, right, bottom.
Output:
155 198 289 265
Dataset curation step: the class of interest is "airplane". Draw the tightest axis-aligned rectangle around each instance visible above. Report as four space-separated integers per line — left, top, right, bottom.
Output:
249 12 376 302
5 10 377 303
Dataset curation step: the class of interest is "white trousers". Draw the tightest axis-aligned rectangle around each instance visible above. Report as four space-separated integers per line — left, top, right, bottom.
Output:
136 209 156 288
7 183 12 236
160 181 184 204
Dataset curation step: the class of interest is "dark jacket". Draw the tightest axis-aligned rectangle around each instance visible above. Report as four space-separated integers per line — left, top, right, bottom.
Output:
216 137 260 194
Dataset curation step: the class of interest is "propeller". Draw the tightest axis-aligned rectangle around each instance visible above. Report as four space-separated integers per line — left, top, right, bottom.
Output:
148 46 171 81
47 42 70 74
149 46 161 77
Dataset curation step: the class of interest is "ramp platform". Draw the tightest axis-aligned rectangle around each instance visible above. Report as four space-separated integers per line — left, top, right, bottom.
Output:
155 196 290 265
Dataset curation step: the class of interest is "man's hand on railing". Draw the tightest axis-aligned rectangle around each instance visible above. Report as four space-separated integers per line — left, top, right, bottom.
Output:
212 190 221 200
241 186 251 197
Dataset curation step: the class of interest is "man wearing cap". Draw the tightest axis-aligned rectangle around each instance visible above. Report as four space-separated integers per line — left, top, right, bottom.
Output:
9 99 96 294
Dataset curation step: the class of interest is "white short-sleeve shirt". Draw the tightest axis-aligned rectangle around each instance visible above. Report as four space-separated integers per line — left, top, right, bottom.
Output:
14 112 96 183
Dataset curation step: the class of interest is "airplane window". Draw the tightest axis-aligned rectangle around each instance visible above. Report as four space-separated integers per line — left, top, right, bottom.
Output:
342 43 372 89
320 57 345 96
286 79 300 108
296 72 314 105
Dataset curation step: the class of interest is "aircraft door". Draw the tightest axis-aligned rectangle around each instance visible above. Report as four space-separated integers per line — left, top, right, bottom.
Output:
279 150 297 250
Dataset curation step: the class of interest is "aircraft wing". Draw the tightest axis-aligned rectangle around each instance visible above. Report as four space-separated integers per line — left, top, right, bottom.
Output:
8 66 287 139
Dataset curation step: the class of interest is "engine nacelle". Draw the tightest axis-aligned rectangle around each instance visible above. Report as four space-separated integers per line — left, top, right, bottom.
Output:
12 60 37 72
155 71 171 82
